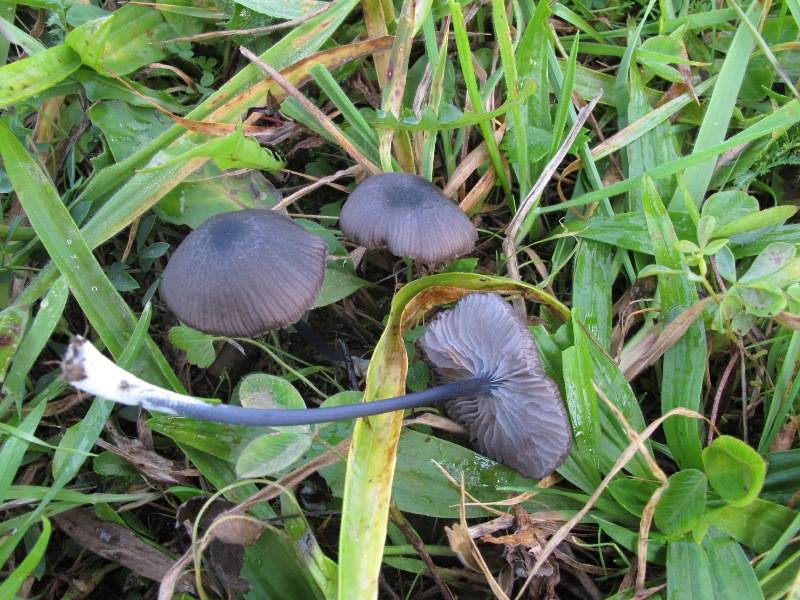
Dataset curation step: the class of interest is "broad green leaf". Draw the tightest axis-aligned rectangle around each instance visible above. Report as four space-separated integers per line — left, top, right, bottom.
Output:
572 242 613 350
701 190 758 231
715 246 737 283
323 428 581 518
735 284 787 317
562 312 600 475
704 528 764 599
558 211 696 254
313 265 371 308
607 477 660 517
713 206 798 240
66 5 174 75
667 537 714 600
238 373 305 411
697 216 718 248
0 44 81 108
168 325 216 368
655 469 708 538
143 128 285 173
236 430 312 478
703 435 766 507
617 62 679 210
87 101 171 162
155 169 280 229
740 243 797 283
148 417 261 461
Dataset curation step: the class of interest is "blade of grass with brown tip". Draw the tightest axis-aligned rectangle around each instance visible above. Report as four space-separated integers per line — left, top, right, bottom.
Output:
13 27 380 310
241 46 382 175
447 0 511 197
378 0 415 172
74 0 362 209
493 0 528 194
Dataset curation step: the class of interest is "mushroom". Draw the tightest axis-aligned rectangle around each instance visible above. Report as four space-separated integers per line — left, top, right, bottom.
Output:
339 173 477 263
160 209 327 337
62 293 571 478
418 293 572 479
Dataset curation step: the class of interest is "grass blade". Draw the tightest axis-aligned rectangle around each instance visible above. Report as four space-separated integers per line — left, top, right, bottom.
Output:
0 517 51 600
670 0 764 208
758 330 800 453
0 119 178 388
0 278 69 416
0 44 81 108
538 100 800 214
448 0 511 196
642 176 705 469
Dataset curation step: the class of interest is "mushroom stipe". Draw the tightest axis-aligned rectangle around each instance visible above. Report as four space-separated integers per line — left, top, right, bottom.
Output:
62 293 572 479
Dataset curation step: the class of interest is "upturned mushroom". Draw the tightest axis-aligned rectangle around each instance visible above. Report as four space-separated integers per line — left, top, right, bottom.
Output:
419 293 572 479
62 293 572 478
160 209 327 338
339 172 477 263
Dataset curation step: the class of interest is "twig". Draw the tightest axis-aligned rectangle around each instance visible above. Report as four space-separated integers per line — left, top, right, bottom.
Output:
239 46 382 176
707 344 740 445
512 406 706 600
159 440 350 599
390 504 456 600
504 92 602 244
502 93 601 315
273 165 362 211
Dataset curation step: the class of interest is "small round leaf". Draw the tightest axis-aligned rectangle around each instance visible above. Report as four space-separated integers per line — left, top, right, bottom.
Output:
702 436 766 507
236 430 312 478
654 469 708 537
238 373 304 410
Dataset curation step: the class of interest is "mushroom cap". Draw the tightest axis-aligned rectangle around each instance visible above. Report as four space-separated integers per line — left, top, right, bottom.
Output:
160 209 327 337
418 293 572 479
340 173 477 263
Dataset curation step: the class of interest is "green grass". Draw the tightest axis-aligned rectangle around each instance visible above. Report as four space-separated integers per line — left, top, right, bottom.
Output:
0 0 799 598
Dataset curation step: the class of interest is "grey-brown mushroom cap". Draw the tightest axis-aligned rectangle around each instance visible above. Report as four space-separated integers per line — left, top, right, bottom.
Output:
340 173 477 263
160 209 327 338
418 293 573 479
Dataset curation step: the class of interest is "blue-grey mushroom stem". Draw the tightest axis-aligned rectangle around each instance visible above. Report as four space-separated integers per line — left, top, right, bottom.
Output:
62 335 492 427
159 376 492 426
